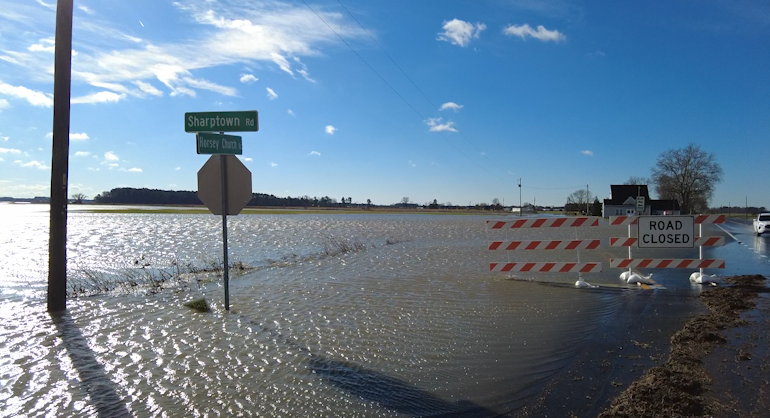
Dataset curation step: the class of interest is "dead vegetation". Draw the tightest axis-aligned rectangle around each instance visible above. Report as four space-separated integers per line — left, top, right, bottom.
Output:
597 275 767 418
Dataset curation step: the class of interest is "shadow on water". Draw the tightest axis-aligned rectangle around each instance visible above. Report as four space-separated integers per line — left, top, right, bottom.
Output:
239 313 504 417
50 312 132 418
309 356 504 418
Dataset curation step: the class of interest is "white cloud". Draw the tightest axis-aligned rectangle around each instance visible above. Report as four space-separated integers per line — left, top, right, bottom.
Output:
36 1 55 11
408 160 417 167
586 50 606 57
21 160 49 169
581 150 594 156
74 151 91 157
270 162 278 167
0 158 3 162
0 148 21 154
70 132 89 141
4 2 366 100
266 87 278 99
503 24 566 42
28 43 55 53
78 5 94 15
325 125 337 135
132 81 163 96
175 167 181 170
240 74 258 83
184 77 237 96
439 102 463 112
270 52 294 75
244 157 253 161
287 109 295 116
0 99 9 111
71 91 125 104
309 151 320 156
126 167 142 172
293 57 315 82
425 117 458 132
0 81 52 107
1 136 9 142
437 19 486 47
104 151 119 161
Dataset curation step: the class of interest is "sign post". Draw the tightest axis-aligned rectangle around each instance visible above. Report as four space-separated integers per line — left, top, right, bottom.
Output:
636 196 645 215
188 110 258 310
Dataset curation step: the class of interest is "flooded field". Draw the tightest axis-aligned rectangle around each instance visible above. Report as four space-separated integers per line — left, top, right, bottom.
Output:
1 204 722 417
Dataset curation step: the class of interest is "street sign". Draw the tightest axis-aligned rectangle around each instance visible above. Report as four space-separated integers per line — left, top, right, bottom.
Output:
637 216 694 248
197 155 252 215
636 196 645 214
196 133 242 155
185 110 258 132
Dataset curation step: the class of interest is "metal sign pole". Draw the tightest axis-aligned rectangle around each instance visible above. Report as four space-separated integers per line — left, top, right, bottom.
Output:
220 141 230 311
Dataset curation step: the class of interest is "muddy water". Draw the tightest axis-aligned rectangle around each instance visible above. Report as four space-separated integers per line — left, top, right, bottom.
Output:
1 205 685 417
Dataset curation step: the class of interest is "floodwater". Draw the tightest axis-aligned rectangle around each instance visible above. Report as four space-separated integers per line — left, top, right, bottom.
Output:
0 204 730 417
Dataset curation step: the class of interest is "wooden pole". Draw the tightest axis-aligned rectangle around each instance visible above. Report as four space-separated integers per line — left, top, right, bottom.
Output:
48 0 74 313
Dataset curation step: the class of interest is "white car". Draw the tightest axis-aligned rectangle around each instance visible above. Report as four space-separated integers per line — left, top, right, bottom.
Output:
754 213 770 235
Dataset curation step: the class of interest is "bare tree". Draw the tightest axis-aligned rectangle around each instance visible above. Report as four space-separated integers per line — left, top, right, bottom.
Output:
650 143 723 214
71 193 87 204
565 189 594 214
623 176 649 185
400 197 410 205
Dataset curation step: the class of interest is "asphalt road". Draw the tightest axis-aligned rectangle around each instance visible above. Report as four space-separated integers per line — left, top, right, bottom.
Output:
711 218 770 278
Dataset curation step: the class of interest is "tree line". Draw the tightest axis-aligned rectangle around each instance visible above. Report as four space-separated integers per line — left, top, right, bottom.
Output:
94 188 359 208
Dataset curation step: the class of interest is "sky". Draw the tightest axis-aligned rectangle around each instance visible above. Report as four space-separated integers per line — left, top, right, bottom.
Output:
0 0 768 208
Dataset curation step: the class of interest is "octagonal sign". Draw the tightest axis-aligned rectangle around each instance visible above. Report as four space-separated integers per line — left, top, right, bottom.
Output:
197 155 252 215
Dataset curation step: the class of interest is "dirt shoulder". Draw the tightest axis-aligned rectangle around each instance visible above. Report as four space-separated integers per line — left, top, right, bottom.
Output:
597 275 769 418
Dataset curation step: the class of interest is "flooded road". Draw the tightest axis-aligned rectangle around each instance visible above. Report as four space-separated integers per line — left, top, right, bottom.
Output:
1 205 765 417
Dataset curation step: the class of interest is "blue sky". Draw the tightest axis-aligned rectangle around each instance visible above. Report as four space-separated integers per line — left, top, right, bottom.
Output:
0 0 768 208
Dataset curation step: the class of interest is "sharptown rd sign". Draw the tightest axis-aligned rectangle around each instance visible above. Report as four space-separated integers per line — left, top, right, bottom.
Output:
185 111 258 132
637 216 694 248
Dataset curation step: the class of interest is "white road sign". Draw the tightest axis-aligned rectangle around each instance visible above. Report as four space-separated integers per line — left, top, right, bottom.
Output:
637 216 694 248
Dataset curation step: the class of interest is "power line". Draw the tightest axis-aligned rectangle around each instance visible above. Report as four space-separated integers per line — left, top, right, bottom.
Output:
300 0 508 184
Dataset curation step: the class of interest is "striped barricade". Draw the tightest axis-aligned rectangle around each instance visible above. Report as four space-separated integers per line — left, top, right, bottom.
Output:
487 217 599 229
610 259 725 269
490 262 602 273
610 214 726 274
609 236 725 247
610 215 726 226
488 217 602 274
489 239 601 251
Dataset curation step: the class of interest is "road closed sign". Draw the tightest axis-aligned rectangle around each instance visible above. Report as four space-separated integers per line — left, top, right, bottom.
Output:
637 216 694 248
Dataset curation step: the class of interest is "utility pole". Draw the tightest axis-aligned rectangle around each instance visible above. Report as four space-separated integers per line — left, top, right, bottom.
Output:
585 184 590 216
518 178 522 216
48 0 74 313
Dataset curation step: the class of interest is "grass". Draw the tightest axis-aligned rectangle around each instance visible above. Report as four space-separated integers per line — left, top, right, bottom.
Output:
66 235 406 298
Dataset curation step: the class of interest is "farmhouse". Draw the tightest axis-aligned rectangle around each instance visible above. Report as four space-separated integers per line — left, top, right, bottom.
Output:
602 185 681 218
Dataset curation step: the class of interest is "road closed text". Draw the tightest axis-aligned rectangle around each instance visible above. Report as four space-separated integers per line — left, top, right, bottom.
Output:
637 216 694 248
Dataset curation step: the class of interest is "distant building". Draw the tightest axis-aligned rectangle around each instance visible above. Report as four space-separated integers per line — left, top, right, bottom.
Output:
602 185 681 218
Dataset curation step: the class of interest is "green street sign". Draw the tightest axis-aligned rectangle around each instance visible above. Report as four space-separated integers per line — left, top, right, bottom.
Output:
196 133 243 155
185 110 258 132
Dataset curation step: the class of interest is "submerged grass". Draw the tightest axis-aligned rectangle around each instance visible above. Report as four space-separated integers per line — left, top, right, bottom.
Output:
598 275 767 418
67 235 406 298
